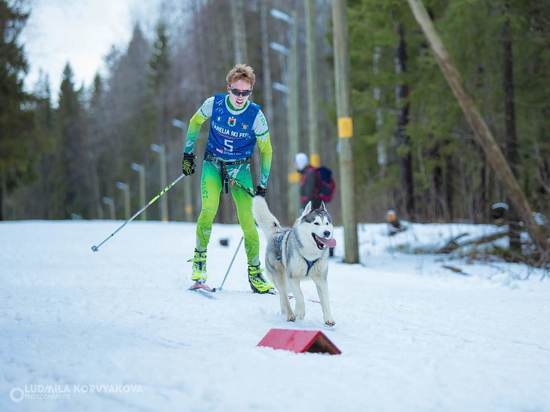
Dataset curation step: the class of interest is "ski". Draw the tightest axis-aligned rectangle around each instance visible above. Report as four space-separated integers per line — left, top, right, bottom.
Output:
188 281 216 295
191 289 215 298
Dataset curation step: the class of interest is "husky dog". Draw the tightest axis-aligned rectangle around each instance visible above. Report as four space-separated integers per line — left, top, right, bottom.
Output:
253 197 336 326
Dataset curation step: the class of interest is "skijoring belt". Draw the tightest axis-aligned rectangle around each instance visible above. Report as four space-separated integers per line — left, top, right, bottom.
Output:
203 152 251 194
203 152 250 166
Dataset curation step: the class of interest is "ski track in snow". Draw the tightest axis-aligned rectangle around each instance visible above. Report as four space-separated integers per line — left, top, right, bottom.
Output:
0 221 549 411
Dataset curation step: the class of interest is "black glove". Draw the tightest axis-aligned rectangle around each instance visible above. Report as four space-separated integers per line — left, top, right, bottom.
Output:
255 185 267 197
182 153 196 176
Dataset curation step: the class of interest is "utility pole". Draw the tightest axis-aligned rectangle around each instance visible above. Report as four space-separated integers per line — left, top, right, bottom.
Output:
116 181 131 220
332 0 359 263
172 119 194 221
305 0 320 167
102 196 116 220
150 144 168 221
131 163 147 220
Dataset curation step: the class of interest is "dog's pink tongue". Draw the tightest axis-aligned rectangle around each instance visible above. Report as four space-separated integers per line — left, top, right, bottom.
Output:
324 238 336 248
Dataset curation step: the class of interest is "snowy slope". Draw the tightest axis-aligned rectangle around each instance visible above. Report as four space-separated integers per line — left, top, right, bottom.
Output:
1 220 549 411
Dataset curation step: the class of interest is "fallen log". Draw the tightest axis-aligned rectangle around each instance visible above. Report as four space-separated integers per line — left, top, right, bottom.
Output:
437 231 508 254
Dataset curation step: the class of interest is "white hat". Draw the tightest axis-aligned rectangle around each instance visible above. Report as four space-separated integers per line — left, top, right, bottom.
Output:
295 152 309 170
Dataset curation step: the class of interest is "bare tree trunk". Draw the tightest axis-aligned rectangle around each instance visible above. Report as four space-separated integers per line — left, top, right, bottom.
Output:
430 143 444 220
373 47 386 174
407 0 548 257
445 155 454 221
230 0 248 64
0 168 5 221
191 0 209 222
502 12 521 253
305 0 320 167
478 163 487 223
287 10 300 224
88 159 102 219
260 0 282 219
395 23 415 221
229 0 253 224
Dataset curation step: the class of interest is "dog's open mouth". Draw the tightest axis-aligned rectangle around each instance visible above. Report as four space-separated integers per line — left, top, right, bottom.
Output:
312 233 337 250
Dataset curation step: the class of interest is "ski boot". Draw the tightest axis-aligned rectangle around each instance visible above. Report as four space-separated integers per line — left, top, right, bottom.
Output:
188 249 207 282
247 264 275 294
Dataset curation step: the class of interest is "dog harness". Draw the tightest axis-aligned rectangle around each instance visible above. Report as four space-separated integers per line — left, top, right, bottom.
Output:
279 229 320 277
303 257 319 277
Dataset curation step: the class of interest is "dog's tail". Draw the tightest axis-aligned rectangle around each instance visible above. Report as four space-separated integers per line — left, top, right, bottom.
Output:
253 195 282 237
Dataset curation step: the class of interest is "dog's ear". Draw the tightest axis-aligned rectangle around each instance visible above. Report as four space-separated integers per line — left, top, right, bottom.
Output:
320 201 327 212
300 201 312 218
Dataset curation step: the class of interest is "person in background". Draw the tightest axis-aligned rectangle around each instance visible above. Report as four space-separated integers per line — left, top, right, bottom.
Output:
295 152 322 210
295 152 336 256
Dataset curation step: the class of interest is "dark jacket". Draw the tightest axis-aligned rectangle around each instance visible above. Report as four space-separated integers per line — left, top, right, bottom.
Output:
299 165 322 209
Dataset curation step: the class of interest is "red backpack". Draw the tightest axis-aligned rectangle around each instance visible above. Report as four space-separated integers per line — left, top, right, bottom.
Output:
316 166 336 203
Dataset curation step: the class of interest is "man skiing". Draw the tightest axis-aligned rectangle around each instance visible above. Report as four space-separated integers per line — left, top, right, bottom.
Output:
181 64 274 294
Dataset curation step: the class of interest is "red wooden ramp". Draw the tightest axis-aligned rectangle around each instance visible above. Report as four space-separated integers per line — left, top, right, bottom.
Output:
257 328 341 355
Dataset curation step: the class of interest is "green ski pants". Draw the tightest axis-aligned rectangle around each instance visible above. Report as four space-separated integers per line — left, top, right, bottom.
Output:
195 159 260 266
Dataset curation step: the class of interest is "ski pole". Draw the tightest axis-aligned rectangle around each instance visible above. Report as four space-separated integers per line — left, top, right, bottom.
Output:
91 174 186 252
218 236 243 291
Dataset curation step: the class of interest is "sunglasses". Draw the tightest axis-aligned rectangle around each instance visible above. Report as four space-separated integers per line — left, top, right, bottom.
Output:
229 88 252 97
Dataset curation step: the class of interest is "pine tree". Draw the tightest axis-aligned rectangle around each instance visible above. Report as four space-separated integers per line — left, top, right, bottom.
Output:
101 23 154 217
0 0 34 219
149 19 171 146
57 63 92 218
31 71 60 218
85 73 104 218
148 19 176 219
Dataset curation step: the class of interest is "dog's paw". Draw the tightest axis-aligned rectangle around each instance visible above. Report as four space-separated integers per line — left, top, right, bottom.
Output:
324 319 336 327
287 313 296 322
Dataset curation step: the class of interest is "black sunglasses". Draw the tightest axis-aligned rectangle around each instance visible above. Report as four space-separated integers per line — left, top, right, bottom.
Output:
229 88 252 97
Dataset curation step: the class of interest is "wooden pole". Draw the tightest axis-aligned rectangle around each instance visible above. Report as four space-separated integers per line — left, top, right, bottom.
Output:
406 0 548 256
139 166 146 220
332 0 359 263
159 145 168 221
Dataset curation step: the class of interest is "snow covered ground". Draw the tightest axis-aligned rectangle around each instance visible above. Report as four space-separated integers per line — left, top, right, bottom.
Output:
1 220 549 411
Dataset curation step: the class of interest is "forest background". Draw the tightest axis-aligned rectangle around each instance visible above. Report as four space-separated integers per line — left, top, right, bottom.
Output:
1 0 548 233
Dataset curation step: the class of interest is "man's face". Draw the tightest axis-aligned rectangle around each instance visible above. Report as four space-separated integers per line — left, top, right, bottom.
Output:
227 79 252 108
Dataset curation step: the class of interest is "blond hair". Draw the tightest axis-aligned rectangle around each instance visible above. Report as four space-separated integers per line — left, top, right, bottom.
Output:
226 64 256 87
